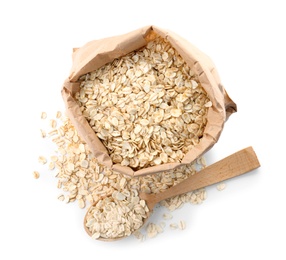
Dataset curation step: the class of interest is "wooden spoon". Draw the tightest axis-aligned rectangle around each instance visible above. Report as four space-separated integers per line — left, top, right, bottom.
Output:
84 146 260 241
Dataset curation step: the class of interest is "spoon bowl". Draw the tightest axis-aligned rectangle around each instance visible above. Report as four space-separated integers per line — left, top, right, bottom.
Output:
84 146 260 241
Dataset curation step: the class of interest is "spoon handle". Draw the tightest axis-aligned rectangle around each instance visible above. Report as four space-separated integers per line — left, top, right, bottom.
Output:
146 146 260 209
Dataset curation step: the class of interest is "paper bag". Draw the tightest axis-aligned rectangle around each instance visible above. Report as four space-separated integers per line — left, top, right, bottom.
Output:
62 25 237 176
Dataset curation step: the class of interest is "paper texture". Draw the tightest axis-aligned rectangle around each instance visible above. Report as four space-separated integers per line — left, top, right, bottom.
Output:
61 25 237 176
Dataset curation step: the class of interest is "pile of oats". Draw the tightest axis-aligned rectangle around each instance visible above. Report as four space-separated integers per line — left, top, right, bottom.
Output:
85 191 149 239
75 36 211 169
36 113 207 240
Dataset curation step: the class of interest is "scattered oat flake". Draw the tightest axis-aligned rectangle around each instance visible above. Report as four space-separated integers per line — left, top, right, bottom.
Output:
40 129 46 138
170 223 178 230
41 112 47 119
146 223 158 238
50 155 58 162
155 224 164 233
48 129 57 136
49 161 55 170
163 213 173 220
217 183 226 191
56 111 62 119
78 199 85 209
50 119 57 128
178 220 186 230
38 156 47 165
58 195 65 201
33 171 40 179
133 230 144 241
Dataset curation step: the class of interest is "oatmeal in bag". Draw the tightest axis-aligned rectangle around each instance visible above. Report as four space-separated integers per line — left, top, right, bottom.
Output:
62 25 236 176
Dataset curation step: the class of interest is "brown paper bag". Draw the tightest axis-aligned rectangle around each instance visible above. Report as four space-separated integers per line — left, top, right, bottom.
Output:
61 25 237 177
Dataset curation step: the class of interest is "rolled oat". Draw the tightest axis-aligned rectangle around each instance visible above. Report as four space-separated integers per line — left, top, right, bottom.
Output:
33 171 40 179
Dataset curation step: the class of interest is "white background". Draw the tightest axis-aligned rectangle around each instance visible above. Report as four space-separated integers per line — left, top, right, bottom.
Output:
0 0 285 259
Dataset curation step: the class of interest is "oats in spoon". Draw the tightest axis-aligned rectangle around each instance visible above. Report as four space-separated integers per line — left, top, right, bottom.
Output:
85 190 149 240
